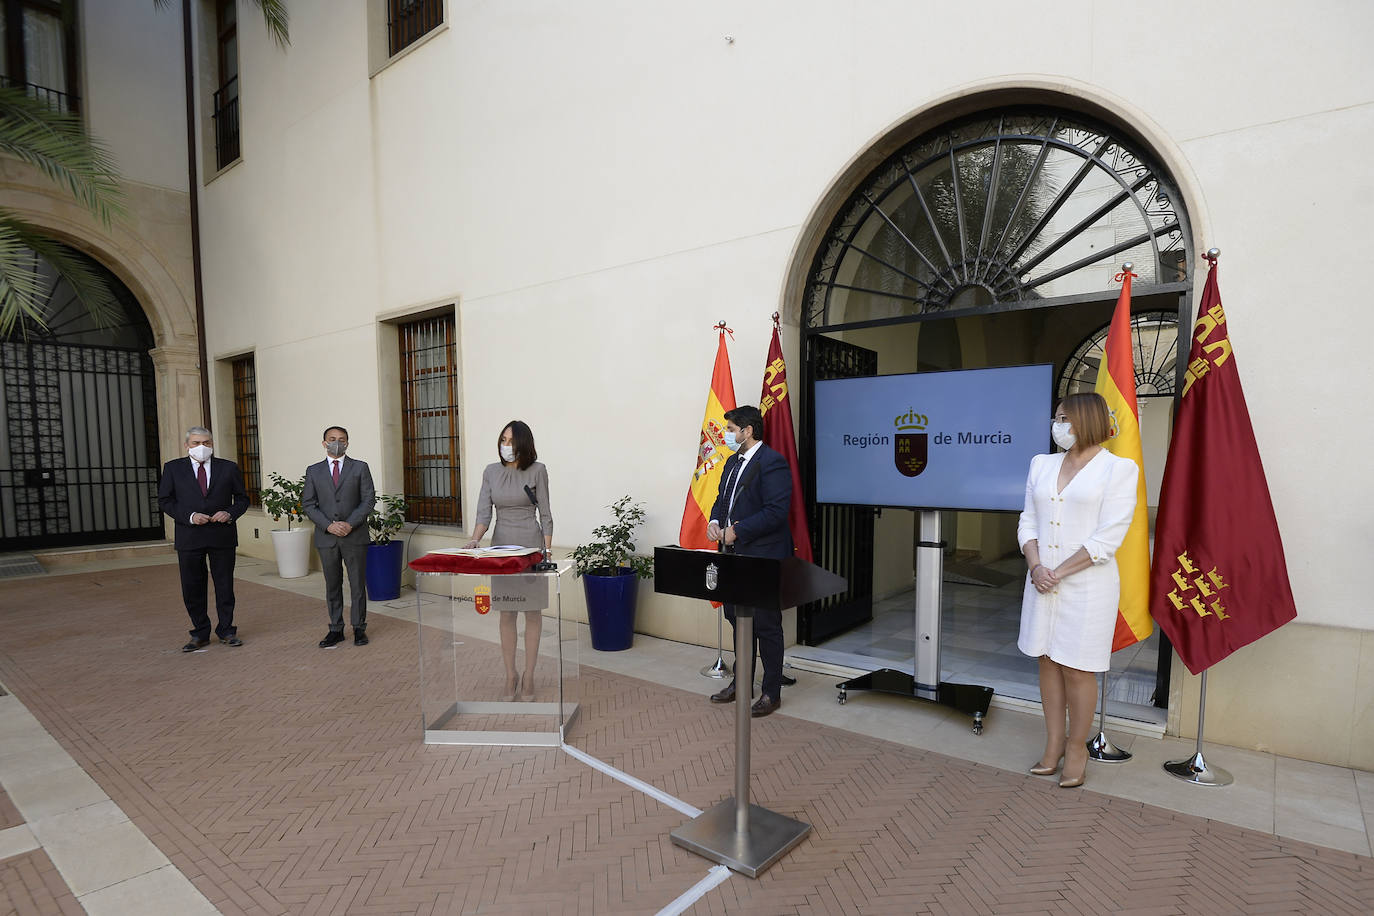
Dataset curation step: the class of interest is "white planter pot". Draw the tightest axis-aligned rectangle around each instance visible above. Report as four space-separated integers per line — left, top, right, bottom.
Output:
270 527 313 579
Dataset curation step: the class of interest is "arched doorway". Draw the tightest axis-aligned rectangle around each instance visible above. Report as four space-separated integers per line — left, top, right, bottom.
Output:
796 105 1192 715
0 242 164 549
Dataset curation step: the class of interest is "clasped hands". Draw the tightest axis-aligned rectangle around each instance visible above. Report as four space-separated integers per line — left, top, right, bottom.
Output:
191 511 233 525
326 521 353 537
706 521 737 546
1030 563 1060 594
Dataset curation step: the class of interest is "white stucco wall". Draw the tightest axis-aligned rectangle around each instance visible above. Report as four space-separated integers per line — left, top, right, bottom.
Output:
81 1 189 192
196 0 1373 639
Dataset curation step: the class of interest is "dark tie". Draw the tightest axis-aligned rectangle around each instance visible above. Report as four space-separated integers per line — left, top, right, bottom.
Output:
196 462 208 496
724 460 742 526
332 460 340 486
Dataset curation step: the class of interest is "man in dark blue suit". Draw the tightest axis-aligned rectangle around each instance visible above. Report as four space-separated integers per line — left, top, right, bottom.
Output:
707 405 793 717
157 426 250 652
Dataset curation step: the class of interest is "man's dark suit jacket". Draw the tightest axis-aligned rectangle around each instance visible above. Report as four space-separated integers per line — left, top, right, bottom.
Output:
710 442 794 559
157 456 250 550
301 456 375 548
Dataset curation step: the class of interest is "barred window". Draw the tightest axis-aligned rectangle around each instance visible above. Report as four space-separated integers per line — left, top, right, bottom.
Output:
0 0 81 115
388 0 443 56
231 355 261 506
399 315 460 525
211 0 240 168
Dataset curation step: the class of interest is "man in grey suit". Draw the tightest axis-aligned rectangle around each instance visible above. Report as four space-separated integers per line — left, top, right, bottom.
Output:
302 426 376 647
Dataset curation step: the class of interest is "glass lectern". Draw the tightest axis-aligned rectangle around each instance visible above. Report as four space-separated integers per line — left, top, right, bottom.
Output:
414 565 579 746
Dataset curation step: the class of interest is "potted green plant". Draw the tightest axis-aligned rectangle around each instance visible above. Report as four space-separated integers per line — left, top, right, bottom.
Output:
366 493 408 600
572 496 654 650
262 471 311 578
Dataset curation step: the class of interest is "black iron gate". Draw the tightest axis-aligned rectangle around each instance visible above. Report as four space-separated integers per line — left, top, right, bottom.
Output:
0 340 162 549
0 242 163 550
799 333 878 645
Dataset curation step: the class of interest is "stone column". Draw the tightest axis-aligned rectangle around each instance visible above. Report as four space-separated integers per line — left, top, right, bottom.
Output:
148 345 203 464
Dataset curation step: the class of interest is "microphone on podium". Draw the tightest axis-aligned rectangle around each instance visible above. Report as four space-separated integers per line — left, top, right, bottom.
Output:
525 484 557 571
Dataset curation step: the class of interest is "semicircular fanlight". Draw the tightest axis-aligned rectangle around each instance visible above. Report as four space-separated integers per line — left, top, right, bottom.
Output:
1058 310 1180 400
807 108 1189 327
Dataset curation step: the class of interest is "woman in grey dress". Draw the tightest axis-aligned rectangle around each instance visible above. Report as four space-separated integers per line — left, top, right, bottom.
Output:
464 420 553 701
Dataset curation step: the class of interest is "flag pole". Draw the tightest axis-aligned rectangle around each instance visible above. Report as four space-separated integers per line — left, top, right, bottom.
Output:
1163 669 1233 785
1086 671 1131 762
701 612 731 678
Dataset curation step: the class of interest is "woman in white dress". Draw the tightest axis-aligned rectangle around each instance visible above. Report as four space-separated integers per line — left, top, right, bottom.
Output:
1017 393 1138 788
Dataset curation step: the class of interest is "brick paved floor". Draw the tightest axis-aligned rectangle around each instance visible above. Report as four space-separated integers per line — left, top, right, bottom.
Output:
0 847 84 915
0 789 22 832
1 566 1371 914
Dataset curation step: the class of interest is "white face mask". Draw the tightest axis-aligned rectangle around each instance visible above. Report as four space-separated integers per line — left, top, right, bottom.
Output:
188 444 213 462
1051 422 1077 451
500 444 516 462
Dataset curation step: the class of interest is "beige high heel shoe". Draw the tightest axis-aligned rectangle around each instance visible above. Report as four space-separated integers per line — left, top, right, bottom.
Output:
1029 757 1062 777
1059 753 1087 788
500 673 520 702
517 675 536 702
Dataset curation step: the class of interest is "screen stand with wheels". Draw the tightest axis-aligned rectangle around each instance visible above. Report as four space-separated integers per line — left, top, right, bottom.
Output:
834 510 994 734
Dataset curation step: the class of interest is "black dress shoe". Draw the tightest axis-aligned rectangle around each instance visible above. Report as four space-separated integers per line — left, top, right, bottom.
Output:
751 695 780 718
181 638 209 653
319 631 345 648
709 681 737 704
781 674 797 686
219 635 243 647
353 630 369 646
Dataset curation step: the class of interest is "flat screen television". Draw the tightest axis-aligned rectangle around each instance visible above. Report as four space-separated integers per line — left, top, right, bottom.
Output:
813 364 1053 512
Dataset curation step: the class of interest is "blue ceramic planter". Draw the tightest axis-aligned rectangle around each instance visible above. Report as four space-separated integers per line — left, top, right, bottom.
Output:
366 540 405 601
583 567 638 651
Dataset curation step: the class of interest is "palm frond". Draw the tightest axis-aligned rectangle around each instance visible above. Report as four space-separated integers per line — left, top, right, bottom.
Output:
254 0 291 48
12 222 121 327
154 0 290 47
0 214 121 338
0 218 52 337
0 88 124 226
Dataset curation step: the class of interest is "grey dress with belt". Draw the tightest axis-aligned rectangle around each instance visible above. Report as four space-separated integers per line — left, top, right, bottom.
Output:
473 461 553 612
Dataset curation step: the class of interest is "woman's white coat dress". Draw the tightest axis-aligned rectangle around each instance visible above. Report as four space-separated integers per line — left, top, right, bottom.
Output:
1017 450 1139 672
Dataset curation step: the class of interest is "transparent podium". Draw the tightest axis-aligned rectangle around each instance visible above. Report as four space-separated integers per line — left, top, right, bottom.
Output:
414 564 579 746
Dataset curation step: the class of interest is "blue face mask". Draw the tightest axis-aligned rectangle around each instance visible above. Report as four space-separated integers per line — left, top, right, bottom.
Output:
722 430 739 452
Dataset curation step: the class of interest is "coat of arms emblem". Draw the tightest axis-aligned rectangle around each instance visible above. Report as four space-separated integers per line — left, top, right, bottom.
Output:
705 562 719 591
894 408 929 478
474 585 492 614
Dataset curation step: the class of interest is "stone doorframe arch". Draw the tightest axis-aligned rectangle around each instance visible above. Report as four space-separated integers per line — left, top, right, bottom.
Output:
0 163 203 465
777 75 1213 327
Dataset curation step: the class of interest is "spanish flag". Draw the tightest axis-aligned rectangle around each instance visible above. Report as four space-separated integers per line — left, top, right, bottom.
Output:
1095 268 1153 650
679 325 736 549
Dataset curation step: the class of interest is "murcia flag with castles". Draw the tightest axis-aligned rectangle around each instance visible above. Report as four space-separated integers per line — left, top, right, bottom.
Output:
1148 256 1296 674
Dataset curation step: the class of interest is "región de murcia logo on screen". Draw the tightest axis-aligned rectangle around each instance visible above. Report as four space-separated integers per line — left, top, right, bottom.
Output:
894 409 928 478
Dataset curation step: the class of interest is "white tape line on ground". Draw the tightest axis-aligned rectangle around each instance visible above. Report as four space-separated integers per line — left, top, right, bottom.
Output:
655 865 732 916
561 743 702 818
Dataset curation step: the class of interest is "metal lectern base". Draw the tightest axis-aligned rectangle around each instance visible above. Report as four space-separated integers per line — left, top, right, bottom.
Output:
835 668 994 734
670 799 812 878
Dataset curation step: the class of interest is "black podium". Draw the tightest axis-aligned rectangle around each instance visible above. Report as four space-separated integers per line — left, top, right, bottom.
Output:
654 546 846 877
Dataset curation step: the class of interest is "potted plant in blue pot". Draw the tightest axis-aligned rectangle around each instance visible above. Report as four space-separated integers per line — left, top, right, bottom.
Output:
572 496 654 651
365 493 408 601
